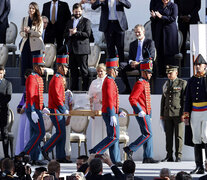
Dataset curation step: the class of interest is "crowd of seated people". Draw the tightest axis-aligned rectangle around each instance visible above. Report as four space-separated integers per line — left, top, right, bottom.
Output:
0 154 199 180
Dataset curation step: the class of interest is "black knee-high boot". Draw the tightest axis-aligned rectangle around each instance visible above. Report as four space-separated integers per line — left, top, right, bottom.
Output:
190 144 204 174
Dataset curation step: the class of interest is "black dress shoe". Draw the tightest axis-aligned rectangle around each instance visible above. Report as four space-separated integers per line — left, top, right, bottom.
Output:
89 149 95 154
18 151 26 157
161 157 174 162
143 158 159 163
190 167 204 174
175 157 181 162
57 158 73 163
123 146 133 160
115 162 123 167
41 149 51 161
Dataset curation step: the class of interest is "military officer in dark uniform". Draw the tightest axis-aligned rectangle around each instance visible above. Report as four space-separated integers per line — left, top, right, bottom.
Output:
160 65 187 162
184 54 207 174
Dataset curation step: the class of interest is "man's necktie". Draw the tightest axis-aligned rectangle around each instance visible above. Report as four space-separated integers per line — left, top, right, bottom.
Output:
136 41 142 62
51 2 56 24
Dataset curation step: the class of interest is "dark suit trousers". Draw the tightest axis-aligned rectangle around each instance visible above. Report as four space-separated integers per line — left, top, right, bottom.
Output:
70 53 89 91
0 107 9 157
0 20 8 43
119 62 140 92
164 116 184 158
104 20 125 63
44 23 64 51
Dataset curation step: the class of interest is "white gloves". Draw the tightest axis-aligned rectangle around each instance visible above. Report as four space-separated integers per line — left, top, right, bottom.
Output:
65 110 69 114
43 107 50 114
119 111 127 117
31 111 39 123
42 107 50 118
138 111 146 117
110 116 117 127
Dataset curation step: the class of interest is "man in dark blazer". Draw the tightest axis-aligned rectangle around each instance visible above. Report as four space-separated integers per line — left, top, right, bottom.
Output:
64 3 91 91
42 0 71 51
91 0 131 64
174 0 201 66
0 66 12 158
0 0 10 44
119 24 155 94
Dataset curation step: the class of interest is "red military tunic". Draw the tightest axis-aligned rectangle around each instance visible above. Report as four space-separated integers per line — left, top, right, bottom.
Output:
102 76 119 116
26 72 44 111
129 78 151 115
48 73 66 113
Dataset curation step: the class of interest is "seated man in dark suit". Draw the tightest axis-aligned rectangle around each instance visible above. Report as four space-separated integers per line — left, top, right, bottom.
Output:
119 24 155 94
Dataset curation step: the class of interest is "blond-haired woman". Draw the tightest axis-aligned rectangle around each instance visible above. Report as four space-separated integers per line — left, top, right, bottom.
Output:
88 63 107 147
19 2 44 85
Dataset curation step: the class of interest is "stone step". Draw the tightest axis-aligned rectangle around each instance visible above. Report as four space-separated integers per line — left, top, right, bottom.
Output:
7 77 25 93
181 67 190 77
5 67 20 77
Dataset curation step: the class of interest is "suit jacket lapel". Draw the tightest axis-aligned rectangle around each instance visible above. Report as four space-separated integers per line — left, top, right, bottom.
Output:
76 16 84 30
0 79 6 89
172 78 179 87
134 39 138 55
57 1 61 20
142 39 147 55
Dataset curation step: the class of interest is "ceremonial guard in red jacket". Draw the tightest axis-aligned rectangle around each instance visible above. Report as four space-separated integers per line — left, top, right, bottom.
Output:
42 55 71 163
123 60 159 163
19 55 47 165
89 57 126 167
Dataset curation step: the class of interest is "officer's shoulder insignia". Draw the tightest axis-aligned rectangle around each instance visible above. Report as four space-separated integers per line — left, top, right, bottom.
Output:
179 79 185 83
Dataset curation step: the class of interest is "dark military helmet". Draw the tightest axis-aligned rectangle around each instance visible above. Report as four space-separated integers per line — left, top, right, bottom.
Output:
194 54 207 65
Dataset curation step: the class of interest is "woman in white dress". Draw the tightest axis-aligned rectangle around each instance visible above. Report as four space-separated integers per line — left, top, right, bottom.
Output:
88 63 107 147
